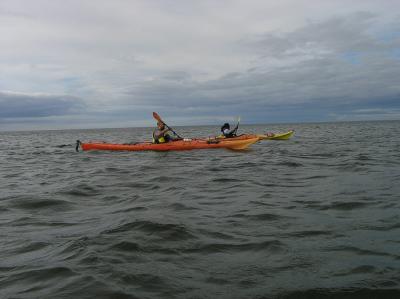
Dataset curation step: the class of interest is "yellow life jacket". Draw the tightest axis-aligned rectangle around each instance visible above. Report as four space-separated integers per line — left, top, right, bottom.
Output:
153 136 166 143
152 130 169 143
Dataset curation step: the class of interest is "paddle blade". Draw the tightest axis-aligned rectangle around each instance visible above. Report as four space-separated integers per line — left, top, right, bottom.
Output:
152 112 163 123
235 116 240 129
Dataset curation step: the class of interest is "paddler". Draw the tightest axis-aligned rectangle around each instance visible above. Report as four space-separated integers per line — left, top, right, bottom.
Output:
153 121 172 143
220 122 238 138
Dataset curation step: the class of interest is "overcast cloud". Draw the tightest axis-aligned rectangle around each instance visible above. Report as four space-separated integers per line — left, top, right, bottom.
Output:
1 0 399 130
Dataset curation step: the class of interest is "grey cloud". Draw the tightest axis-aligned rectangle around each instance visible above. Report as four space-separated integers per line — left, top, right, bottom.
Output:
124 12 400 122
0 92 86 118
127 56 400 109
2 4 400 129
245 12 386 58
161 71 192 82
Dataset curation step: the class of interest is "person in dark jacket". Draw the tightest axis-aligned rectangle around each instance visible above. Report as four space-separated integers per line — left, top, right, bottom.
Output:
220 122 238 138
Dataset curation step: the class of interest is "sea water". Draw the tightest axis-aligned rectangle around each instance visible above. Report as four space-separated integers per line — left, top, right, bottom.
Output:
1 121 400 298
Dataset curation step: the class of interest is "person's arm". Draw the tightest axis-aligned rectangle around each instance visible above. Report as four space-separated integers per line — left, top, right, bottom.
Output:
228 125 238 136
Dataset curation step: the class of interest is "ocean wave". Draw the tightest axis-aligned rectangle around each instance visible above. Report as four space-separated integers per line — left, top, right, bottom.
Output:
184 239 284 254
104 220 197 241
275 288 400 299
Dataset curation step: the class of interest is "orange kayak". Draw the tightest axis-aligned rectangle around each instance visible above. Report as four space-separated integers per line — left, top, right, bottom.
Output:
78 136 259 152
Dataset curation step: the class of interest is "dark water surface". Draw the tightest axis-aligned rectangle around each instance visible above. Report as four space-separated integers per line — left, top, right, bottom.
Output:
1 121 400 299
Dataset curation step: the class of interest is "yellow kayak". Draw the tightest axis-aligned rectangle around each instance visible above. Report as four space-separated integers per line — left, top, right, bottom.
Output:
258 130 294 140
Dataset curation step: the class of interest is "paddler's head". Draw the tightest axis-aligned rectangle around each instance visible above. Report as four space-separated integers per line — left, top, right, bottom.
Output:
157 121 165 130
221 123 230 132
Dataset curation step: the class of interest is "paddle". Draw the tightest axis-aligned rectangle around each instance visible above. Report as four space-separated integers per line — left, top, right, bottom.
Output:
232 116 240 135
152 112 183 139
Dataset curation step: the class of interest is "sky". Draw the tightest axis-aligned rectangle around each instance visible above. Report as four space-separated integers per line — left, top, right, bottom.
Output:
1 0 400 130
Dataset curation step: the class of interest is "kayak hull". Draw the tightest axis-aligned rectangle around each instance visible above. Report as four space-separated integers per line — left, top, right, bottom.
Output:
80 137 259 152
